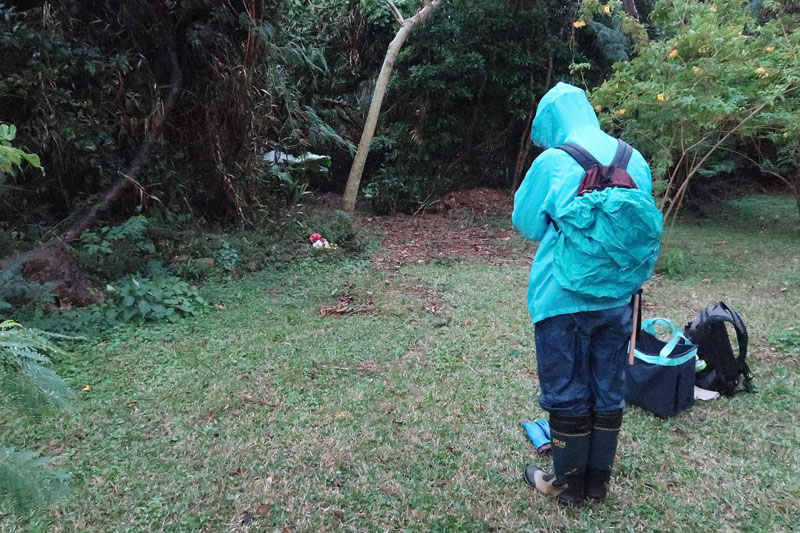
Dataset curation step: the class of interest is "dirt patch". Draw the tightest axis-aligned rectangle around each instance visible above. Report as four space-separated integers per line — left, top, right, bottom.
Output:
442 187 513 214
360 213 530 267
1 243 96 307
359 187 533 267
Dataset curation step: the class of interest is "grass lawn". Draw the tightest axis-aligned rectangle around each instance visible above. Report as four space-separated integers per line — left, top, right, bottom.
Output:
2 195 799 532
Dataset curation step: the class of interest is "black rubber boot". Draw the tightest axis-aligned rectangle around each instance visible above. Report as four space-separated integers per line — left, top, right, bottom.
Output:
586 410 623 502
524 413 591 506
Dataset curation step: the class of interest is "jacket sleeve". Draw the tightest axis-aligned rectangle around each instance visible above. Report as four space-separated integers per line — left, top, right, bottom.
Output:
512 155 551 242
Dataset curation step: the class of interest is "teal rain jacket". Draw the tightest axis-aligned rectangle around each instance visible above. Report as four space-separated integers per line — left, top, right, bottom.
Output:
512 82 656 324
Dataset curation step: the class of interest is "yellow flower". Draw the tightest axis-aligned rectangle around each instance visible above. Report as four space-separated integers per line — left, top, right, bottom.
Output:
657 93 665 101
765 46 775 52
615 108 626 116
82 385 91 392
668 49 679 58
755 67 768 77
604 5 611 13
573 20 587 28
594 105 602 112
692 65 703 74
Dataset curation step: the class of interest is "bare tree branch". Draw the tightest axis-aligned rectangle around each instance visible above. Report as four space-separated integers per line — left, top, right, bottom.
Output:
384 0 405 25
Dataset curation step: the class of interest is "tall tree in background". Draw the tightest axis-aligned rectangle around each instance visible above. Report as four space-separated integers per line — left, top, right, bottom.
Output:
342 0 443 214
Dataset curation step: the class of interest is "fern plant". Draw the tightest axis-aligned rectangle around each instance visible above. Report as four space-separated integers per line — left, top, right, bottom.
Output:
0 320 72 513
0 320 74 409
0 446 69 514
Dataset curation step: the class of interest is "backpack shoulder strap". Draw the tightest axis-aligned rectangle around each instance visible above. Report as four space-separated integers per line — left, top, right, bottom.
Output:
611 140 633 169
555 142 600 171
716 302 748 361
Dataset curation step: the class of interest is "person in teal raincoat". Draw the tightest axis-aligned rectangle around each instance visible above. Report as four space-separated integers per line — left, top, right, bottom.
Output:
513 82 660 506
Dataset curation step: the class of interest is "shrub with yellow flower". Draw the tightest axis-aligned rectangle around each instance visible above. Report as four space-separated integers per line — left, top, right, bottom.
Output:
573 20 587 28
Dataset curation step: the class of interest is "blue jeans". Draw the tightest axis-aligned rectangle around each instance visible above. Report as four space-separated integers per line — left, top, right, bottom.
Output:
534 303 633 417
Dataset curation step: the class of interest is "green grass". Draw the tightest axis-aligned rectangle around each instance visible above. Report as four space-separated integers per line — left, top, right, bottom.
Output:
1 195 799 531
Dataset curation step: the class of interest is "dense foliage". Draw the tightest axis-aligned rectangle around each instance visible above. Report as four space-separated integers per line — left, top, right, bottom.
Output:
2 0 797 227
592 0 800 216
0 0 597 225
0 1 340 225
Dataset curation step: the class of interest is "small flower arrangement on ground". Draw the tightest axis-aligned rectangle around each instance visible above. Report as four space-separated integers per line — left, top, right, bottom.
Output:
309 233 337 250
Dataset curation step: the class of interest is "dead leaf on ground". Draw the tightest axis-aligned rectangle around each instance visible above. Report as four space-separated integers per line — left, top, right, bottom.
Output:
359 360 382 372
256 504 270 517
320 295 378 316
241 393 280 409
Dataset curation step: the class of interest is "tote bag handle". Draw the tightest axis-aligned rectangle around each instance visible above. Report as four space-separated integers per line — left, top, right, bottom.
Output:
635 318 697 367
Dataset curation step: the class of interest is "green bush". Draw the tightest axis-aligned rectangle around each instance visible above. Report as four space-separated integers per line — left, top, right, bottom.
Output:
591 0 800 216
214 241 239 272
303 208 354 244
364 168 446 215
77 216 157 280
103 277 206 324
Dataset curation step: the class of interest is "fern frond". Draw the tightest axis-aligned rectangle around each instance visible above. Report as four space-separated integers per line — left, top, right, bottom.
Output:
0 446 69 513
0 320 74 410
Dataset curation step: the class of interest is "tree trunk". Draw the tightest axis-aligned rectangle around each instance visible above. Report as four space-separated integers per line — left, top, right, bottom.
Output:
512 54 552 193
623 0 639 20
342 0 443 215
511 110 534 193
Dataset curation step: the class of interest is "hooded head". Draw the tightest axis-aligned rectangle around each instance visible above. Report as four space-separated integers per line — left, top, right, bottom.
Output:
530 82 600 149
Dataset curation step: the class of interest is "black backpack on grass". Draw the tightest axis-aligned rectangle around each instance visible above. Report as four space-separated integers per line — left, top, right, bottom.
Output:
685 302 754 396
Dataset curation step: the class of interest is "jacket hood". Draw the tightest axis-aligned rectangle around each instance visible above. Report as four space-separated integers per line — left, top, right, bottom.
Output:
530 82 600 148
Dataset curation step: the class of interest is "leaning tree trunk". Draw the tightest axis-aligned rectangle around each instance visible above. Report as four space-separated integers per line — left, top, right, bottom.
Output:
342 0 443 215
